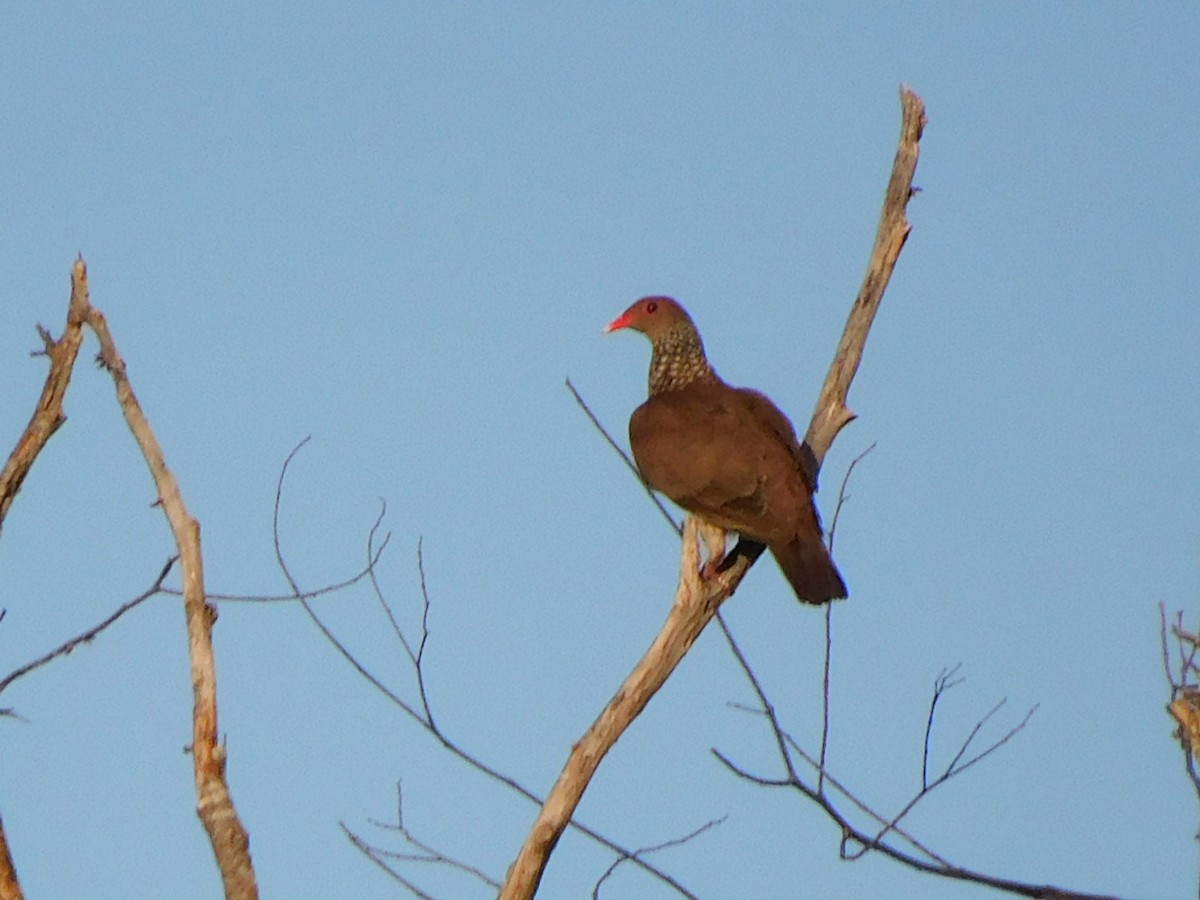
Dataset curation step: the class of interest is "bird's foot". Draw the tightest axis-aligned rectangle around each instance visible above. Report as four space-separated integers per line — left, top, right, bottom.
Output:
699 557 723 583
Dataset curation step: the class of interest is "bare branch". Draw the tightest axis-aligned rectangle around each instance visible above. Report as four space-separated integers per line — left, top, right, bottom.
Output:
826 442 876 552
805 86 925 466
0 557 177 699
78 259 256 899
0 258 90 535
714 614 801 784
0 262 96 900
189 528 389 603
272 438 431 730
411 539 437 729
715 618 950 868
716 636 1076 897
714 738 949 868
821 442 875 792
1160 603 1175 689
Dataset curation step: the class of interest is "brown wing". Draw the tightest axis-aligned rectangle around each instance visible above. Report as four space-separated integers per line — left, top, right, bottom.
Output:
735 388 820 491
629 382 813 542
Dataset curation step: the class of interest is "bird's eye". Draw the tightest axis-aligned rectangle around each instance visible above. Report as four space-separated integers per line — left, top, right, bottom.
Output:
646 301 658 314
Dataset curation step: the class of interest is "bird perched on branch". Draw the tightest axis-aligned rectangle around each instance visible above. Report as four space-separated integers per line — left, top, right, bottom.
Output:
606 296 847 604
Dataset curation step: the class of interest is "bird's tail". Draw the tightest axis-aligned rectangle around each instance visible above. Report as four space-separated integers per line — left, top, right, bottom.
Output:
771 535 847 605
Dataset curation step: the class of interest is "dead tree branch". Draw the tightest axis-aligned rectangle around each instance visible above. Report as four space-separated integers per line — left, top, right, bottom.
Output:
0 261 91 536
73 258 257 900
820 442 875 793
501 86 926 900
805 85 925 466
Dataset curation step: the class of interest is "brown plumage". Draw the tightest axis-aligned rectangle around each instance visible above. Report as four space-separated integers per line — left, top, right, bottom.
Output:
606 296 847 604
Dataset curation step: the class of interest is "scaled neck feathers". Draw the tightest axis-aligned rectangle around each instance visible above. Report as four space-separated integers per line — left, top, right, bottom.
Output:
648 324 719 395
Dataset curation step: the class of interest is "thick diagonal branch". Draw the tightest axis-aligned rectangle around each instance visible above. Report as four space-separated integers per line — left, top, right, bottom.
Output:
499 518 751 899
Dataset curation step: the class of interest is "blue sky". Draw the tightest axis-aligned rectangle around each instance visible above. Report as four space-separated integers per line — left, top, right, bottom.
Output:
1 3 1197 898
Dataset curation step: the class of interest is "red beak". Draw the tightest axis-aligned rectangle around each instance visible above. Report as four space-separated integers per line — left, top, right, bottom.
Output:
603 310 634 333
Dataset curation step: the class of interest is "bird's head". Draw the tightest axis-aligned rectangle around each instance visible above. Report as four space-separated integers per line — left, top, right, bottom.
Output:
604 296 696 342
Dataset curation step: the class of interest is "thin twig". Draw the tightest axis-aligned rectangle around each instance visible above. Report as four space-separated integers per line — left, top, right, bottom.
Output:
1161 603 1176 690
412 540 437 730
852 700 1038 858
923 664 964 789
0 557 176 699
566 377 680 536
821 442 875 792
592 816 726 899
185 535 389 603
341 823 437 900
715 740 948 867
715 733 1110 899
714 614 801 784
826 443 876 552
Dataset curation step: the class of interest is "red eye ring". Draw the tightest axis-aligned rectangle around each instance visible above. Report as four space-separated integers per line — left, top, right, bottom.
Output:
646 301 658 314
